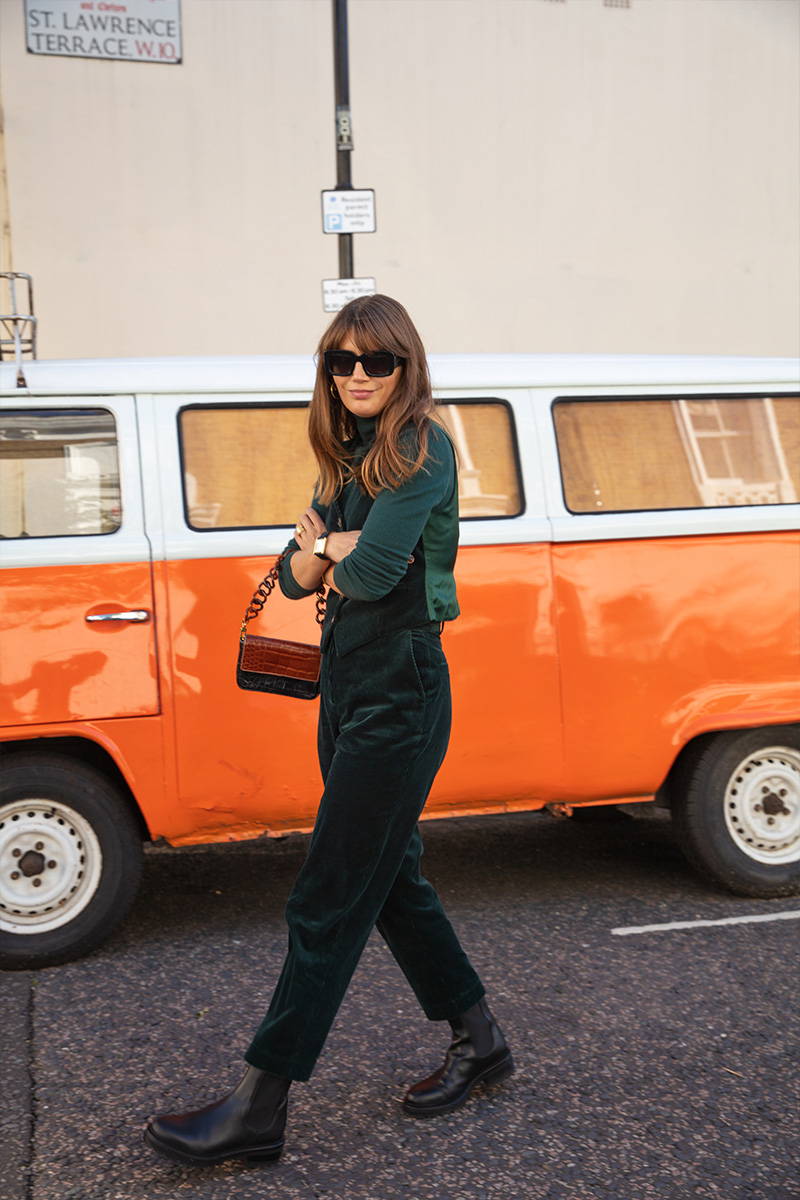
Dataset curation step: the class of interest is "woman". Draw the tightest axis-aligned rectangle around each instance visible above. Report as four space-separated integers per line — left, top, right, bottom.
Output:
145 295 513 1167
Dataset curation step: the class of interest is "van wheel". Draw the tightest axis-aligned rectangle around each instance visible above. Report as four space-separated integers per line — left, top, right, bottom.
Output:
0 754 143 970
672 726 800 898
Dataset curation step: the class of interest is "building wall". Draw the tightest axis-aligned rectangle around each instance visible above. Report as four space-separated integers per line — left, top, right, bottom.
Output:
1 0 798 360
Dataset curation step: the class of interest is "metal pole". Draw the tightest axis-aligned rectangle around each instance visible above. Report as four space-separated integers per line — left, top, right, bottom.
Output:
332 0 353 279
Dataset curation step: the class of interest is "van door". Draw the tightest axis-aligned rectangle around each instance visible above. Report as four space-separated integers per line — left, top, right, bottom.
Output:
430 391 563 813
0 398 159 726
142 393 326 844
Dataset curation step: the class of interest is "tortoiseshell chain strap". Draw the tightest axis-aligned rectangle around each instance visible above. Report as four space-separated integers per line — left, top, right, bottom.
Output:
239 551 327 642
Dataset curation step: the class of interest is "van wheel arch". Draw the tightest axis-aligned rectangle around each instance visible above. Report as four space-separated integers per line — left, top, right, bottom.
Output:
666 724 800 898
0 748 145 969
0 736 151 841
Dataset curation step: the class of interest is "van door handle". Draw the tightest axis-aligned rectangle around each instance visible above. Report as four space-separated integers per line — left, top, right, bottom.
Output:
85 610 151 623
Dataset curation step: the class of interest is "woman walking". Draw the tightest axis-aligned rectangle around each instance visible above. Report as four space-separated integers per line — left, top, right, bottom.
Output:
144 294 513 1167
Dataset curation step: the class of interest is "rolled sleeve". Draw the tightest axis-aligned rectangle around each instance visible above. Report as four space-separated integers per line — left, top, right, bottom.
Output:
279 544 318 599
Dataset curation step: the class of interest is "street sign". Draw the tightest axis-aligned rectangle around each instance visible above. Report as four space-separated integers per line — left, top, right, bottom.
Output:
24 0 182 63
322 278 377 313
321 189 376 234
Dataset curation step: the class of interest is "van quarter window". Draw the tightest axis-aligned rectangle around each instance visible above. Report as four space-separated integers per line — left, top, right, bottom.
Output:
0 409 121 538
178 400 523 530
553 394 800 513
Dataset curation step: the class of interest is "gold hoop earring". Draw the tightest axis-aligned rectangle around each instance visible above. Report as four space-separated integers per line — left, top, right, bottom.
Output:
329 380 339 402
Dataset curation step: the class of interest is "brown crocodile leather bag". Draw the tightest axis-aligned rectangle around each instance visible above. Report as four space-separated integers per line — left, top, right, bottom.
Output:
236 552 326 699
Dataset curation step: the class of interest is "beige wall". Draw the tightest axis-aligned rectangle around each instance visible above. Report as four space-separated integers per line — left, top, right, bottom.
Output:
1 0 798 360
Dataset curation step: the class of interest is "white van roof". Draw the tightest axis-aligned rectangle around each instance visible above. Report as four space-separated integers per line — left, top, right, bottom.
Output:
2 353 799 396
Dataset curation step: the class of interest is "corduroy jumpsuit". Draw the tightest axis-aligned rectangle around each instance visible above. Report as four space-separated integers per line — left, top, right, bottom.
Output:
244 416 486 1081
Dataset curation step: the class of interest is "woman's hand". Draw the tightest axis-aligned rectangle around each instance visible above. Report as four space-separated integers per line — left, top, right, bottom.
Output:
293 507 326 553
293 512 360 563
324 530 360 563
288 513 361 594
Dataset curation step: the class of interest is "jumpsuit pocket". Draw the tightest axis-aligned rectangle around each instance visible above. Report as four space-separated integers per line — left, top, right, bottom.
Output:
409 629 448 702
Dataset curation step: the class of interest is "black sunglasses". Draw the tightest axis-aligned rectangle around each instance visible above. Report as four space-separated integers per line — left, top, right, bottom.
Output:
323 349 405 378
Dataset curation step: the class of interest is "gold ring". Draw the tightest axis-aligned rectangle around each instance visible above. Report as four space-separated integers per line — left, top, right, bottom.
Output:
295 523 304 535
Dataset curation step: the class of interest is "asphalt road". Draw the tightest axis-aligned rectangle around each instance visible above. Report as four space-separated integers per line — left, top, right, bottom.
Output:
2 805 799 1200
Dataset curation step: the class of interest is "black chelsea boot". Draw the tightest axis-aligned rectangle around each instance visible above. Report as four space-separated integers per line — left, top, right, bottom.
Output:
402 997 514 1118
144 1065 290 1166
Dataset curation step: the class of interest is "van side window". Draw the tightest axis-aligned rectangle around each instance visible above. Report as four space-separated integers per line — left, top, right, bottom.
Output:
179 405 316 530
436 401 523 518
179 400 524 529
553 394 800 513
0 409 121 538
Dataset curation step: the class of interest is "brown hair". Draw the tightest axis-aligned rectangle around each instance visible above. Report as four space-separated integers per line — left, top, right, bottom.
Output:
308 294 435 503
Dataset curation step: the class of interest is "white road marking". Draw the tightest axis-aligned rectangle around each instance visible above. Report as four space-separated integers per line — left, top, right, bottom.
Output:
611 910 800 936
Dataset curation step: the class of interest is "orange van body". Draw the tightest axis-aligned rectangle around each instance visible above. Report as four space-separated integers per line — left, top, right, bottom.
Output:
3 533 797 844
1 353 799 966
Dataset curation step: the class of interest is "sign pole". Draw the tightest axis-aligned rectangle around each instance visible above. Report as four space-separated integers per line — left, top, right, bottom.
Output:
332 0 354 280
322 0 376 310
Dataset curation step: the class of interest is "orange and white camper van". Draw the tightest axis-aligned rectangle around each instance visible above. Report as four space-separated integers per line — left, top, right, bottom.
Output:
1 353 799 968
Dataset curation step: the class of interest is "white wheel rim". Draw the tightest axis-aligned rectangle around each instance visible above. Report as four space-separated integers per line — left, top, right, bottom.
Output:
724 746 800 865
0 799 103 933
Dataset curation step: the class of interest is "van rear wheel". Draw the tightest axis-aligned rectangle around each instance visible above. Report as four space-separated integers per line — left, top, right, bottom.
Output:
0 754 143 970
672 725 800 898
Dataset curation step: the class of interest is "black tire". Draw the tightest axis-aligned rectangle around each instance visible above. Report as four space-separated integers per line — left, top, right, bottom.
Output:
0 753 143 970
671 725 800 898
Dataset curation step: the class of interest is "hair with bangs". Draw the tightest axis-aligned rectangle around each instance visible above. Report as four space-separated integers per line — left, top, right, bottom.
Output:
309 294 436 503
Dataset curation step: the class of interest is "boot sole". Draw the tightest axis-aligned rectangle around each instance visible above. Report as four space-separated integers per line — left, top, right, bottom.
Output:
401 1051 515 1119
143 1124 284 1167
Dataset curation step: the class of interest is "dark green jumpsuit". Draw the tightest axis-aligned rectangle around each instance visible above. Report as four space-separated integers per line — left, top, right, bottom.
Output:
244 416 485 1081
